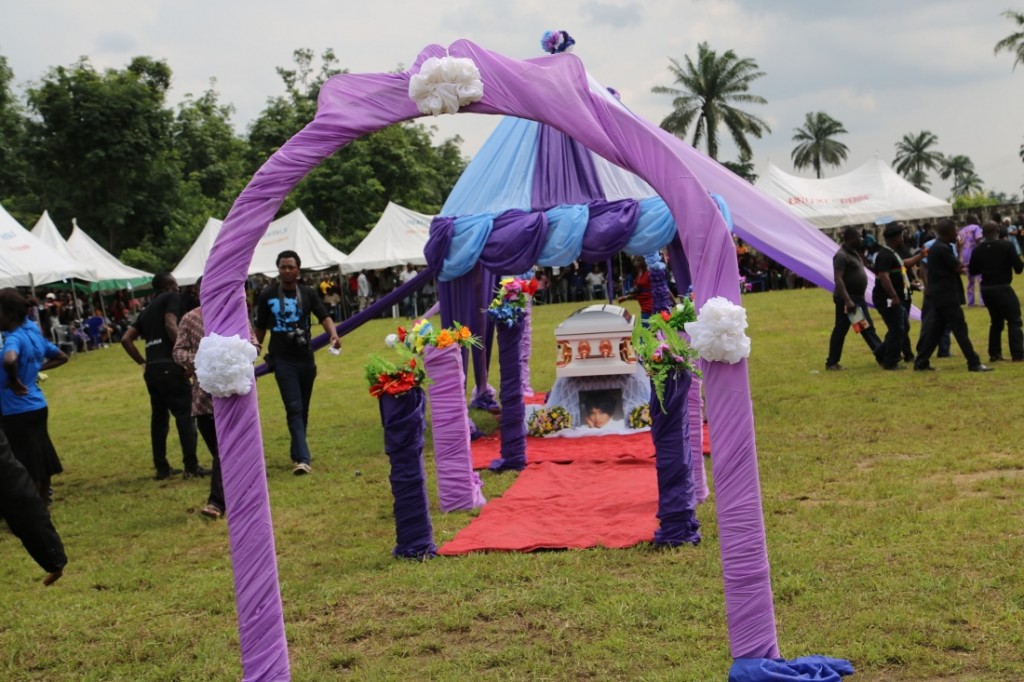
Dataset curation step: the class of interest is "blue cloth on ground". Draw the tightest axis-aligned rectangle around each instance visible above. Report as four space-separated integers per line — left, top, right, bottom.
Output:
729 656 854 682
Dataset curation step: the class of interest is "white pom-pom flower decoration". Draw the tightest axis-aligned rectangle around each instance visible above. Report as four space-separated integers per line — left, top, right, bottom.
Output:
384 333 398 348
195 333 258 397
684 297 751 364
408 56 484 116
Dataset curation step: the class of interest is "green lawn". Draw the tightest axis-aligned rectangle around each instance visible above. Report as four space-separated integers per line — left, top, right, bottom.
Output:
3 286 1023 681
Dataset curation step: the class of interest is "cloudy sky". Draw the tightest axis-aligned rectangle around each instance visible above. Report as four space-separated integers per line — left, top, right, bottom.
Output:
3 1 1023 198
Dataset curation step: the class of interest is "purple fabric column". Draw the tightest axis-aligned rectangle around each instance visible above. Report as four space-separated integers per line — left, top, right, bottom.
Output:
488 320 527 471
688 372 709 505
423 344 486 512
519 298 534 397
651 370 701 547
379 388 436 559
531 124 605 209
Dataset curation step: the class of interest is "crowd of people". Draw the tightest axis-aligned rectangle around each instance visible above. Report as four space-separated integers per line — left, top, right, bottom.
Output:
826 211 1024 373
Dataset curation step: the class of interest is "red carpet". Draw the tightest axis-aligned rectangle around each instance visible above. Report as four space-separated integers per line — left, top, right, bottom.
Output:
470 431 653 469
438 457 658 555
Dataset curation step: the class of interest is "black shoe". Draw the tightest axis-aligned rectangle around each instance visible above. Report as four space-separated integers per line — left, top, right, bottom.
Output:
825 363 844 371
989 356 1004 363
154 467 183 480
913 364 935 371
903 355 915 363
183 466 211 479
968 364 994 372
882 364 906 371
936 352 953 358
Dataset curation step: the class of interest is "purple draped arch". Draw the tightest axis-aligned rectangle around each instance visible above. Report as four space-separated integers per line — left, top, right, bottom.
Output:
203 41 778 680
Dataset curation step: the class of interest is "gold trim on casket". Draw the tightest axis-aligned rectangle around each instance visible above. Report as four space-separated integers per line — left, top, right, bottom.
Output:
554 304 637 378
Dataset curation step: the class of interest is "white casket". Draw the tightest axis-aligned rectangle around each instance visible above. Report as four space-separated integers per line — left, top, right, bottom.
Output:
554 304 638 378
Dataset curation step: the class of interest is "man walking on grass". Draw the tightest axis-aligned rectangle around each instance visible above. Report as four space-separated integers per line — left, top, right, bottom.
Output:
966 220 1024 362
826 226 883 370
914 219 992 373
254 251 341 475
121 272 210 480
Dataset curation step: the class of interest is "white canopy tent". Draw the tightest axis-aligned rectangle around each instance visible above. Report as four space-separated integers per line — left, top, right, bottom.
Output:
755 158 953 229
31 211 99 280
340 202 433 273
66 219 153 292
173 209 347 285
0 203 92 288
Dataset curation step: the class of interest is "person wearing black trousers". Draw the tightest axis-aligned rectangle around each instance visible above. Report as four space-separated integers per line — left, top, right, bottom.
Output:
0 426 66 585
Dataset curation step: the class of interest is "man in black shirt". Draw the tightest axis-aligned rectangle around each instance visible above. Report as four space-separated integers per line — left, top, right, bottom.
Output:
871 224 912 370
826 226 883 370
122 272 208 479
914 219 992 372
254 251 341 475
967 221 1024 361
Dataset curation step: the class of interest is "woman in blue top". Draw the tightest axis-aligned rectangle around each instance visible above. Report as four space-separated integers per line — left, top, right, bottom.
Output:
0 288 68 503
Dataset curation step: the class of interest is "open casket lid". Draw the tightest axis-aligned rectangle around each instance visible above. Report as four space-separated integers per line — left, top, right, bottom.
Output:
554 304 635 336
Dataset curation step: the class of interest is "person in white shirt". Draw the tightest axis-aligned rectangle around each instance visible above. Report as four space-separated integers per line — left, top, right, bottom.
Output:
585 267 606 300
357 271 371 312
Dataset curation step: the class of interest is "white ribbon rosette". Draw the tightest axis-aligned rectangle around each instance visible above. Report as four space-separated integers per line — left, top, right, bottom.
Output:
195 333 258 397
408 56 484 116
684 297 751 364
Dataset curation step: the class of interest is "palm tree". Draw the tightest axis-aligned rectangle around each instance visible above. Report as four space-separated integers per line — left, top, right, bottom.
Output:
994 10 1024 70
652 42 771 160
940 154 978 197
893 131 943 190
790 112 850 178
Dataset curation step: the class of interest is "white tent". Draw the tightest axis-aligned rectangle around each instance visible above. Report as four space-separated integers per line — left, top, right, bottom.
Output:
340 202 433 273
173 209 347 285
0 203 92 287
31 211 99 280
66 219 153 292
755 158 953 229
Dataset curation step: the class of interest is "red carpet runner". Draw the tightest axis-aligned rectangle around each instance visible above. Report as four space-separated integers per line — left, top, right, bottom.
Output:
438 425 710 555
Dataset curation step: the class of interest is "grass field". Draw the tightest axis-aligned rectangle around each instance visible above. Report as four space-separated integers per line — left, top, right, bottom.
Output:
2 286 1023 681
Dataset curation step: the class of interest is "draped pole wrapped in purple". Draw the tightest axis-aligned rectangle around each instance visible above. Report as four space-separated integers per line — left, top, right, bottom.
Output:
198 38 856 678
688 371 710 505
651 369 700 546
489 318 527 471
379 387 436 559
423 343 486 511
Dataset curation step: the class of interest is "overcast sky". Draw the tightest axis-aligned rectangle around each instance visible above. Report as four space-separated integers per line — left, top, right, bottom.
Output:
2 1 1023 199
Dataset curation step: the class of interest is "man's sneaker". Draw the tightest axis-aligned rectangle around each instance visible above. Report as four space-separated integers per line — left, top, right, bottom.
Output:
293 463 312 476
968 364 994 372
154 468 183 481
183 466 212 479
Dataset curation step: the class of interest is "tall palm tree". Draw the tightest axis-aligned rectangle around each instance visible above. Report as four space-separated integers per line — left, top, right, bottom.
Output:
955 171 985 198
652 42 771 160
790 111 850 178
940 154 977 197
994 10 1024 70
893 131 943 190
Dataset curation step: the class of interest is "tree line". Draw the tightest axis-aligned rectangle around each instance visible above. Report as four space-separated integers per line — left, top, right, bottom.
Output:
0 49 466 272
651 11 1024 205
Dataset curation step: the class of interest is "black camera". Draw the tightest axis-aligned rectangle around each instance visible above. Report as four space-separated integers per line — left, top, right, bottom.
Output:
285 329 309 348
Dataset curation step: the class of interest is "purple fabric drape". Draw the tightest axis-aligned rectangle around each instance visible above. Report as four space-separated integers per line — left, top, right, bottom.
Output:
423 344 486 512
519 299 534 396
531 124 605 210
202 41 787 673
436 265 497 410
489 320 527 471
478 210 548 276
729 655 854 681
667 238 692 297
579 200 641 262
688 373 709 505
651 370 701 547
379 388 436 559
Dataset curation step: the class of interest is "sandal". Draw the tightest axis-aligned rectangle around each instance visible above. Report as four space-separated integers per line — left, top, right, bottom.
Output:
200 503 223 519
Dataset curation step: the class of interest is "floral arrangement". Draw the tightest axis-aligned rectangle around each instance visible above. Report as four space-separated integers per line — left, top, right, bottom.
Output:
627 403 652 430
407 55 484 116
386 319 480 354
633 300 702 410
541 30 576 54
486 276 539 327
527 406 572 437
364 352 427 399
683 296 751 364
